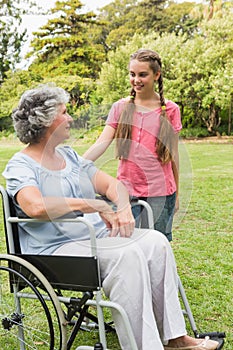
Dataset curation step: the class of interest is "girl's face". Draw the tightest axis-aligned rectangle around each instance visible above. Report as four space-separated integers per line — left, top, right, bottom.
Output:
129 59 160 96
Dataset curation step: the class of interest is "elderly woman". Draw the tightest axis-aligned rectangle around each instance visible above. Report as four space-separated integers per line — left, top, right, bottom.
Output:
3 84 218 350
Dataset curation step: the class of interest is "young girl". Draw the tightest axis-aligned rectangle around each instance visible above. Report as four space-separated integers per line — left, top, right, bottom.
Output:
84 49 182 241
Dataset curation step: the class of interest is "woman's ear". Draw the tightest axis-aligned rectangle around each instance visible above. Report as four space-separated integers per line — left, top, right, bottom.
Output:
154 71 161 81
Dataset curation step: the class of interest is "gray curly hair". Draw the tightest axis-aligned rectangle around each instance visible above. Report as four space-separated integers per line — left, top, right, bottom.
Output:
12 84 70 144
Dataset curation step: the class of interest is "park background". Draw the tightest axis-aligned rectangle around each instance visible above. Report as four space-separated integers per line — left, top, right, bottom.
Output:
0 0 232 348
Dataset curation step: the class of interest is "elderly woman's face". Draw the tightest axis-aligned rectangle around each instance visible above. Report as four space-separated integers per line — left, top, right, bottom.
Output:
47 104 73 143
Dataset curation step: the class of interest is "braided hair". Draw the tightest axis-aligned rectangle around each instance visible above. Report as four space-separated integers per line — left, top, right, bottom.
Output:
115 48 174 164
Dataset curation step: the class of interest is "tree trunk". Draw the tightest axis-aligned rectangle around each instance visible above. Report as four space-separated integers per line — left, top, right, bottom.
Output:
208 0 215 20
202 103 221 134
228 94 232 135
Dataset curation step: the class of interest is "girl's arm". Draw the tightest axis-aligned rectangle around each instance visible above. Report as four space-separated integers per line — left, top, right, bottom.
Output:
83 125 116 161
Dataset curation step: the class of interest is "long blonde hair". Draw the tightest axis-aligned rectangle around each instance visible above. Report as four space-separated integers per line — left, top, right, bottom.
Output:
115 48 174 164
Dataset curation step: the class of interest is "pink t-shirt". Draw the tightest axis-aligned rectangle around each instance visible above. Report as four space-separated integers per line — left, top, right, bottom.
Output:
106 99 182 197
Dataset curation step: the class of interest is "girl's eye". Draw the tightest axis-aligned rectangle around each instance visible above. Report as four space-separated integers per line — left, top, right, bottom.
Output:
129 72 148 78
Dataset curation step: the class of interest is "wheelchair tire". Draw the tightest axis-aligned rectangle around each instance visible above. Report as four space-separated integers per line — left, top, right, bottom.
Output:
0 254 67 350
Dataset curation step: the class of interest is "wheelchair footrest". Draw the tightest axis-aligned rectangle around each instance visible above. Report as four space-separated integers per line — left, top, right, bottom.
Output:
196 331 226 339
195 332 225 350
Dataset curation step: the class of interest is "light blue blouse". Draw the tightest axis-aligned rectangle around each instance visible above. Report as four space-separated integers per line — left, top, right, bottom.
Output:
2 146 109 254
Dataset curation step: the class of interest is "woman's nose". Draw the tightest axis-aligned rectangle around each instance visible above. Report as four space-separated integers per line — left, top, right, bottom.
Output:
135 76 141 83
67 114 73 122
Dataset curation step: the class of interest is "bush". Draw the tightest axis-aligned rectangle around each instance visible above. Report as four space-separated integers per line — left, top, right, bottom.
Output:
180 127 210 139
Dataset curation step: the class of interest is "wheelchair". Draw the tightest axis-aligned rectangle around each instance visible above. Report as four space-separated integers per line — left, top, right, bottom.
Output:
0 185 225 349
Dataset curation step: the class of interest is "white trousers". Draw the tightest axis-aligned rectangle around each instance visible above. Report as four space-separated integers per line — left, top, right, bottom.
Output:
54 229 187 350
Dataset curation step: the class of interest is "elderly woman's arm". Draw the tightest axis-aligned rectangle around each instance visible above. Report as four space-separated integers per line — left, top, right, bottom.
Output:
15 170 135 237
16 186 113 220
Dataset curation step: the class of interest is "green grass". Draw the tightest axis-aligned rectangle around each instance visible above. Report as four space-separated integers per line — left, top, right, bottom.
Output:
172 141 233 350
0 138 232 349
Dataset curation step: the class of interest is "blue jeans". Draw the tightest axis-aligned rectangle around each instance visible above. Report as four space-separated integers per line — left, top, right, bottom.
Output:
131 192 176 242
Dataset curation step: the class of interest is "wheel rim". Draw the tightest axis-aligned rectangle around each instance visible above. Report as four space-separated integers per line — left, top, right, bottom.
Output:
0 257 64 349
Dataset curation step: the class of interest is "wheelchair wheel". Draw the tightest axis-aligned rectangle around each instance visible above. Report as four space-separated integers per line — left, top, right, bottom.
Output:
0 254 67 350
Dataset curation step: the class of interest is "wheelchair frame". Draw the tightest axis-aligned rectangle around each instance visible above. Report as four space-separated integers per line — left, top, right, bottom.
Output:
0 185 225 349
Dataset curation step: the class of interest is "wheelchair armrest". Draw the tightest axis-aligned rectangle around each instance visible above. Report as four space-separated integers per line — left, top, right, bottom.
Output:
96 194 139 204
129 196 140 203
18 211 83 219
49 211 83 219
7 215 97 256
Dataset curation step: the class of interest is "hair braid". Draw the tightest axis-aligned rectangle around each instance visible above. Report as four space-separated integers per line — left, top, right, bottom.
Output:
156 74 174 164
158 75 165 108
115 88 135 159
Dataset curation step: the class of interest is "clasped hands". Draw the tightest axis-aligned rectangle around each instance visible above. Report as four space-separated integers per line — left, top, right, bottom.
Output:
99 203 135 238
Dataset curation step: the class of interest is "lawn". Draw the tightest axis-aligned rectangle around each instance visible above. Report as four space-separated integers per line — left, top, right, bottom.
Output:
0 136 232 349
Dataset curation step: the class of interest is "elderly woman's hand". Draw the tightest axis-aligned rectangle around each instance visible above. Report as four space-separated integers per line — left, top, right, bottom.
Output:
99 203 135 238
108 204 135 238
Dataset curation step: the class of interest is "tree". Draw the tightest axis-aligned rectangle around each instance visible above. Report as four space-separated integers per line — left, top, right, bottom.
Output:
150 17 233 134
190 0 232 21
137 0 171 33
90 0 139 52
162 1 199 36
94 0 198 51
95 0 164 50
0 0 30 84
27 0 106 79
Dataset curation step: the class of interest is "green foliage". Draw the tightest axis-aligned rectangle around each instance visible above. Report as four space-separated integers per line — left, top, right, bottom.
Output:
96 0 197 50
27 0 106 79
136 0 197 35
0 0 30 83
0 70 96 130
180 127 210 138
163 1 199 36
0 69 43 130
97 0 141 50
171 17 233 133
